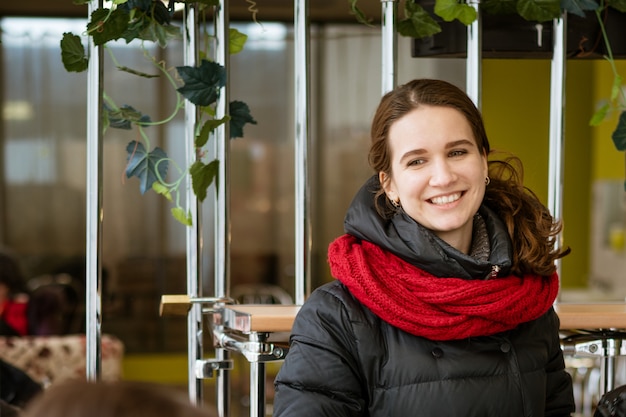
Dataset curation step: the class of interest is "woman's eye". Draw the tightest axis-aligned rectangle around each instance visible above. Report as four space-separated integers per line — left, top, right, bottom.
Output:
449 149 468 157
407 159 425 166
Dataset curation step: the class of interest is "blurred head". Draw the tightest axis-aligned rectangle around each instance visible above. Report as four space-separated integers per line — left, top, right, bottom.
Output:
22 380 217 417
369 79 490 251
0 250 26 300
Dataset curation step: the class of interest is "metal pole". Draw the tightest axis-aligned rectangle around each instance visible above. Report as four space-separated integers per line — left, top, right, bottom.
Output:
214 1 232 416
183 4 203 405
248 332 266 417
548 14 566 277
381 0 397 94
600 338 620 394
294 0 310 306
466 0 482 108
85 0 104 381
249 362 266 416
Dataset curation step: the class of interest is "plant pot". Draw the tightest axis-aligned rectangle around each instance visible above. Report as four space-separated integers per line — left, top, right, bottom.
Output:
411 6 626 59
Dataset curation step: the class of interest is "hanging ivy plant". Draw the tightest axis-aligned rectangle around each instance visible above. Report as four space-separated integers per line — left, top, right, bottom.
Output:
60 0 257 226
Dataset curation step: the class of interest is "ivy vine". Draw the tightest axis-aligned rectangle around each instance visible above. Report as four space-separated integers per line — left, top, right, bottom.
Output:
60 0 257 226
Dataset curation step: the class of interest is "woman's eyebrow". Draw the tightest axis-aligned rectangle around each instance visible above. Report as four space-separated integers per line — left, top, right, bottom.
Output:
399 148 426 164
446 139 475 149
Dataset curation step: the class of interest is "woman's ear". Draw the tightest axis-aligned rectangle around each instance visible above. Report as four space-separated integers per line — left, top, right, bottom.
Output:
482 152 489 178
379 171 395 201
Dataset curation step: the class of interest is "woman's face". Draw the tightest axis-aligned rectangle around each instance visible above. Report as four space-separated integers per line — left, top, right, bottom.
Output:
380 105 488 252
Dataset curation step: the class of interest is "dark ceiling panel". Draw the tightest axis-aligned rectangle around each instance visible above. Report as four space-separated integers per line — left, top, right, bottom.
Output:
0 0 382 23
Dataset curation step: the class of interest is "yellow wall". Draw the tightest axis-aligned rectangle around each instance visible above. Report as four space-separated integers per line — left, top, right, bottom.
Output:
482 59 594 288
122 353 189 384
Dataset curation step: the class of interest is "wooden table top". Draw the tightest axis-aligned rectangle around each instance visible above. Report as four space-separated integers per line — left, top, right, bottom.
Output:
555 303 626 330
161 296 626 333
220 303 626 333
222 305 301 333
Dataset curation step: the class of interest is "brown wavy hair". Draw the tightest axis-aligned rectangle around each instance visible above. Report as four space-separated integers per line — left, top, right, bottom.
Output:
368 78 569 277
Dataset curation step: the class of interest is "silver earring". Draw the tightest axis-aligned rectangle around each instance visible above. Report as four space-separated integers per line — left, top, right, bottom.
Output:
485 176 490 186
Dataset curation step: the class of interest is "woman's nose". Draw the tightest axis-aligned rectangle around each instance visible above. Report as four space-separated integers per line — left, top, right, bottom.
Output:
429 159 456 186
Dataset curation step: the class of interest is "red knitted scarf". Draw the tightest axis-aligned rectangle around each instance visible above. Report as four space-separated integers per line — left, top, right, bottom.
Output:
328 234 559 341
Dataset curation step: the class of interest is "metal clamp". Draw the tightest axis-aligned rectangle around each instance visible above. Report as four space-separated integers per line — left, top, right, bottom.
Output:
195 358 234 379
561 330 626 357
562 337 626 358
213 328 289 363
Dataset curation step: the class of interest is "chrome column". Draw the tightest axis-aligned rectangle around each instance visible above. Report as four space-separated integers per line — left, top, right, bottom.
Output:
294 0 310 306
466 0 482 108
381 0 398 94
85 0 104 381
548 14 567 277
182 3 204 406
214 1 232 415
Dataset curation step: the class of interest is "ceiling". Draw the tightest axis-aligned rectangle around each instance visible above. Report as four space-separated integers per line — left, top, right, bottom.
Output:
0 0 383 23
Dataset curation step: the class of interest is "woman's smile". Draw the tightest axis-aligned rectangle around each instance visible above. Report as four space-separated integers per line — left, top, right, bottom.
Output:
428 192 463 206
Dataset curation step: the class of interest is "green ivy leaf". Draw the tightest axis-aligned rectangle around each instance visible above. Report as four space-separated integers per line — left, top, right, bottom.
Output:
105 104 151 129
176 60 227 106
612 112 626 151
230 28 248 55
608 0 626 12
142 20 181 47
152 182 172 201
120 1 181 45
516 0 561 22
561 0 599 17
190 159 219 202
435 0 477 24
87 8 130 46
119 0 169 24
397 1 441 39
123 15 149 42
125 141 169 194
195 116 230 147
149 0 172 24
60 32 88 72
590 102 610 126
229 101 257 139
171 207 192 226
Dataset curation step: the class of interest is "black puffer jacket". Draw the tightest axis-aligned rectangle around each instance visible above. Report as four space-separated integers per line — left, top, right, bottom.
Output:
273 281 574 416
273 176 575 416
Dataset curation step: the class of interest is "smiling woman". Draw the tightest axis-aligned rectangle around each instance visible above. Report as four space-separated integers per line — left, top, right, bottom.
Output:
273 78 574 417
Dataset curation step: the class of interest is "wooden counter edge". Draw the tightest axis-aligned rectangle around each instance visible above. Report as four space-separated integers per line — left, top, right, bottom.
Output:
555 303 626 331
159 294 191 317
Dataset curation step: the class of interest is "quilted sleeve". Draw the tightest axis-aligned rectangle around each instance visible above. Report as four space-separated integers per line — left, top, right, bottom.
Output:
273 283 367 417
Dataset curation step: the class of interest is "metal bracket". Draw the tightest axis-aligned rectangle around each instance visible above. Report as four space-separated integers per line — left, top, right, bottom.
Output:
561 331 626 358
213 328 289 363
194 358 234 379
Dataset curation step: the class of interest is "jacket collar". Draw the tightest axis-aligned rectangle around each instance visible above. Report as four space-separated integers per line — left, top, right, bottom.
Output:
343 175 513 280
